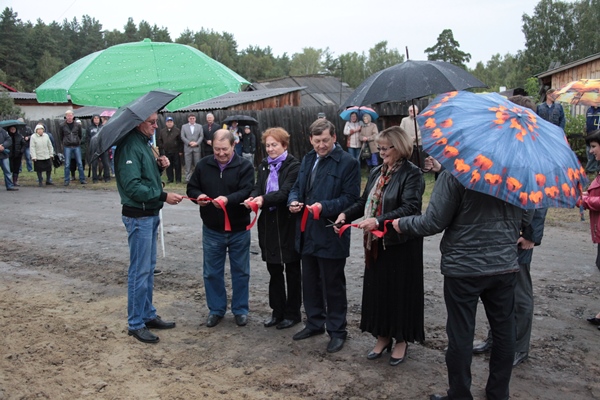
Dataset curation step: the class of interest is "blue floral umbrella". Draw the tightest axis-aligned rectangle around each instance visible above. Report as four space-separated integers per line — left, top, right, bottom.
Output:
339 106 379 121
417 91 587 209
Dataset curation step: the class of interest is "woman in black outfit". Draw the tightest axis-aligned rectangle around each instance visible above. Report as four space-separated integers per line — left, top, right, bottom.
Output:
336 126 425 365
244 127 302 330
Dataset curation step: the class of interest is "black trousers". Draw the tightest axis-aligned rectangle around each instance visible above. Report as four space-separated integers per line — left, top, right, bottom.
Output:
444 273 516 400
301 255 347 338
267 261 302 321
165 152 182 183
91 151 111 181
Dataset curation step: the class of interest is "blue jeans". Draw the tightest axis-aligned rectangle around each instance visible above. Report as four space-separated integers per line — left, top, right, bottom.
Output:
0 157 14 189
63 146 85 183
24 147 33 172
348 147 361 160
202 226 251 316
122 215 159 330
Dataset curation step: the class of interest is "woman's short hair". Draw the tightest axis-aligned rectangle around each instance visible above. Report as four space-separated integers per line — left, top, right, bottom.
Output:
362 113 372 123
376 126 413 159
262 127 290 148
586 129 600 146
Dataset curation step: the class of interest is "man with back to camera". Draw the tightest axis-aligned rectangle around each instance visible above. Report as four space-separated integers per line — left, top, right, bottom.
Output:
287 118 360 353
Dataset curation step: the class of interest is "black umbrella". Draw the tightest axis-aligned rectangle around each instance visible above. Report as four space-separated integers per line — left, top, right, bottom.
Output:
0 119 26 129
341 60 487 166
222 115 258 126
89 89 181 158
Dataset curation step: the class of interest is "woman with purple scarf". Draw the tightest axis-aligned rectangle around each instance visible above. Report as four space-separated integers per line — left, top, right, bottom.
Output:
244 127 302 330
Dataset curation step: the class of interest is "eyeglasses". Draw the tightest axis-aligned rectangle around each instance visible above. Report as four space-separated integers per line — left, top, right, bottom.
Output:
376 145 394 152
145 119 158 126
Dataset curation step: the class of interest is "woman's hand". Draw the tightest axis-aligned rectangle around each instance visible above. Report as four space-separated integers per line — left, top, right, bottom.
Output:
357 217 378 232
392 218 402 233
333 213 346 234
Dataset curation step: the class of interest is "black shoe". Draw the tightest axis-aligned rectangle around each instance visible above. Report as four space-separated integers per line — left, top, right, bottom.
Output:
292 327 325 341
153 269 163 276
473 336 493 354
93 180 99 183
64 182 69 186
145 316 176 330
6 187 18 191
513 351 528 367
235 314 248 326
587 317 600 325
367 339 393 360
80 180 87 184
206 314 223 328
167 180 174 184
264 317 282 328
128 327 159 343
429 395 448 400
389 342 408 366
276 319 300 330
327 337 345 353
38 181 44 187
46 181 54 185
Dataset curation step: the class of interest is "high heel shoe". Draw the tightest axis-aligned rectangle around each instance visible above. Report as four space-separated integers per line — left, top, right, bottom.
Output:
367 340 393 360
389 342 408 366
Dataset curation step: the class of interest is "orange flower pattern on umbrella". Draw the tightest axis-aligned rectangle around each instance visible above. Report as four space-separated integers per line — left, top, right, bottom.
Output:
416 91 588 208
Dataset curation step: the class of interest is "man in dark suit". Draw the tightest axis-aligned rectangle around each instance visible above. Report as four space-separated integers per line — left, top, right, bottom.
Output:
202 112 219 157
287 119 361 353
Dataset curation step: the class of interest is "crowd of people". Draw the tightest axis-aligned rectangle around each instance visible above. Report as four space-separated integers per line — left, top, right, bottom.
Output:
2 90 599 400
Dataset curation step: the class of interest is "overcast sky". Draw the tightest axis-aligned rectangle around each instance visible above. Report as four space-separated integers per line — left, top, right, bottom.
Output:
7 0 546 69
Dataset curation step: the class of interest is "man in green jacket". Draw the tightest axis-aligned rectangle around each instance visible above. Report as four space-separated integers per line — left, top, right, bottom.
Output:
115 112 183 344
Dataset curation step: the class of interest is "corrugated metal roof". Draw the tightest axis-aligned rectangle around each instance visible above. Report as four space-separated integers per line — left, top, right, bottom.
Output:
177 87 303 111
7 92 39 100
71 106 117 119
251 75 353 107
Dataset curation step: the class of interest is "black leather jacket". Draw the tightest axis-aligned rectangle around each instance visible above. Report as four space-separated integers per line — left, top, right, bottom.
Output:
343 160 424 248
59 121 82 147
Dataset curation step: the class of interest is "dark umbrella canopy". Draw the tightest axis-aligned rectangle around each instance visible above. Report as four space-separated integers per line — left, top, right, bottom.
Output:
89 89 180 158
222 115 259 126
341 60 487 108
0 120 26 129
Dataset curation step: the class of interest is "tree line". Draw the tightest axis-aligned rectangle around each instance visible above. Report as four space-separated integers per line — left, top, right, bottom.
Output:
0 0 598 103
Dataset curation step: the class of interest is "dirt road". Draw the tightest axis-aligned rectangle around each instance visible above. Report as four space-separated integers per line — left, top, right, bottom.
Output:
1 185 599 399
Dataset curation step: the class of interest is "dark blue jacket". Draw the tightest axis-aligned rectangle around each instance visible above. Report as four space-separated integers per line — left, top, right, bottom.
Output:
518 208 547 265
586 106 600 134
288 144 360 259
537 102 565 129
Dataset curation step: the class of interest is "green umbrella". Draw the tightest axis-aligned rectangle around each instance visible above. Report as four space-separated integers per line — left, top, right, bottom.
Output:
35 39 249 111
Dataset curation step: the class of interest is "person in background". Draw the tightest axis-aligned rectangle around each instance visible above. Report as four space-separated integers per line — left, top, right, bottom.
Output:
400 105 421 165
0 127 17 191
240 125 256 165
59 110 86 186
244 127 302 330
202 112 219 157
343 112 362 160
7 125 25 187
186 129 255 328
70 118 87 181
288 118 361 354
335 126 425 366
88 114 111 183
115 112 183 344
227 120 243 156
180 114 203 182
18 118 33 173
317 112 327 119
585 106 600 174
360 113 379 169
157 116 183 184
30 124 54 186
579 129 600 328
536 88 565 129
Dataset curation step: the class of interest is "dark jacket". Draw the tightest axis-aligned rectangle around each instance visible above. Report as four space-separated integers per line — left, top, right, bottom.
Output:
186 154 254 232
586 106 600 134
343 160 424 248
399 170 528 278
114 129 167 214
157 126 183 155
86 121 102 160
8 129 25 159
241 131 256 154
537 102 565 129
288 144 361 259
59 121 83 147
202 122 219 156
19 125 33 149
251 154 301 264
0 128 12 160
518 208 547 265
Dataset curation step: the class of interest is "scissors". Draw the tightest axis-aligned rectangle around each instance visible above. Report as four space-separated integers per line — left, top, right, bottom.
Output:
325 219 343 228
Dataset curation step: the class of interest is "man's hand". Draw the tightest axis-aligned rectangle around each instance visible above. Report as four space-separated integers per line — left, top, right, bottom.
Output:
517 237 535 250
213 195 228 209
244 196 263 209
308 202 322 214
157 155 170 168
165 192 183 205
289 201 304 213
392 218 402 233
197 194 211 206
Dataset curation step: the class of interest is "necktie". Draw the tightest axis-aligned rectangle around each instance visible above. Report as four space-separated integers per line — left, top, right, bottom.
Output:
310 156 320 185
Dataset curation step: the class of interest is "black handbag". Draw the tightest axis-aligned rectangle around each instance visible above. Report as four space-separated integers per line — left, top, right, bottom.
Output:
360 142 372 160
53 153 65 168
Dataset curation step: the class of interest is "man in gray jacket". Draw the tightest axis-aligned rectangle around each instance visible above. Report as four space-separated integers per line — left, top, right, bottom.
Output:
394 170 529 400
180 114 203 182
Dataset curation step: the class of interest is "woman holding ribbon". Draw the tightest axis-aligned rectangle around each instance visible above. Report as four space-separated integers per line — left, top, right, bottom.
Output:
335 126 425 365
244 127 302 330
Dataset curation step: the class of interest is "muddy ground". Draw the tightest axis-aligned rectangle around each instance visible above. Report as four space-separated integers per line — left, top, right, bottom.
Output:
1 183 600 400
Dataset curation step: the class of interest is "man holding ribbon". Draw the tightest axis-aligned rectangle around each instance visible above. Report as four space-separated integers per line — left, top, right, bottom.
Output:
187 129 255 328
287 118 360 353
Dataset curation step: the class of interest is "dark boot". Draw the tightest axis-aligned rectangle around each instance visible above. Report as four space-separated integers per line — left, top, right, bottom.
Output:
12 174 19 186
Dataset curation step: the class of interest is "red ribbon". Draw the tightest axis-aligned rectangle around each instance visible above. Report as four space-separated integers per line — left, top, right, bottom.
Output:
337 219 394 238
183 196 231 232
245 201 260 230
300 204 321 232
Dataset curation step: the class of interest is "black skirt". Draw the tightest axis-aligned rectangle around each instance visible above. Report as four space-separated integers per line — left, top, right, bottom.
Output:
34 158 52 172
359 237 425 343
